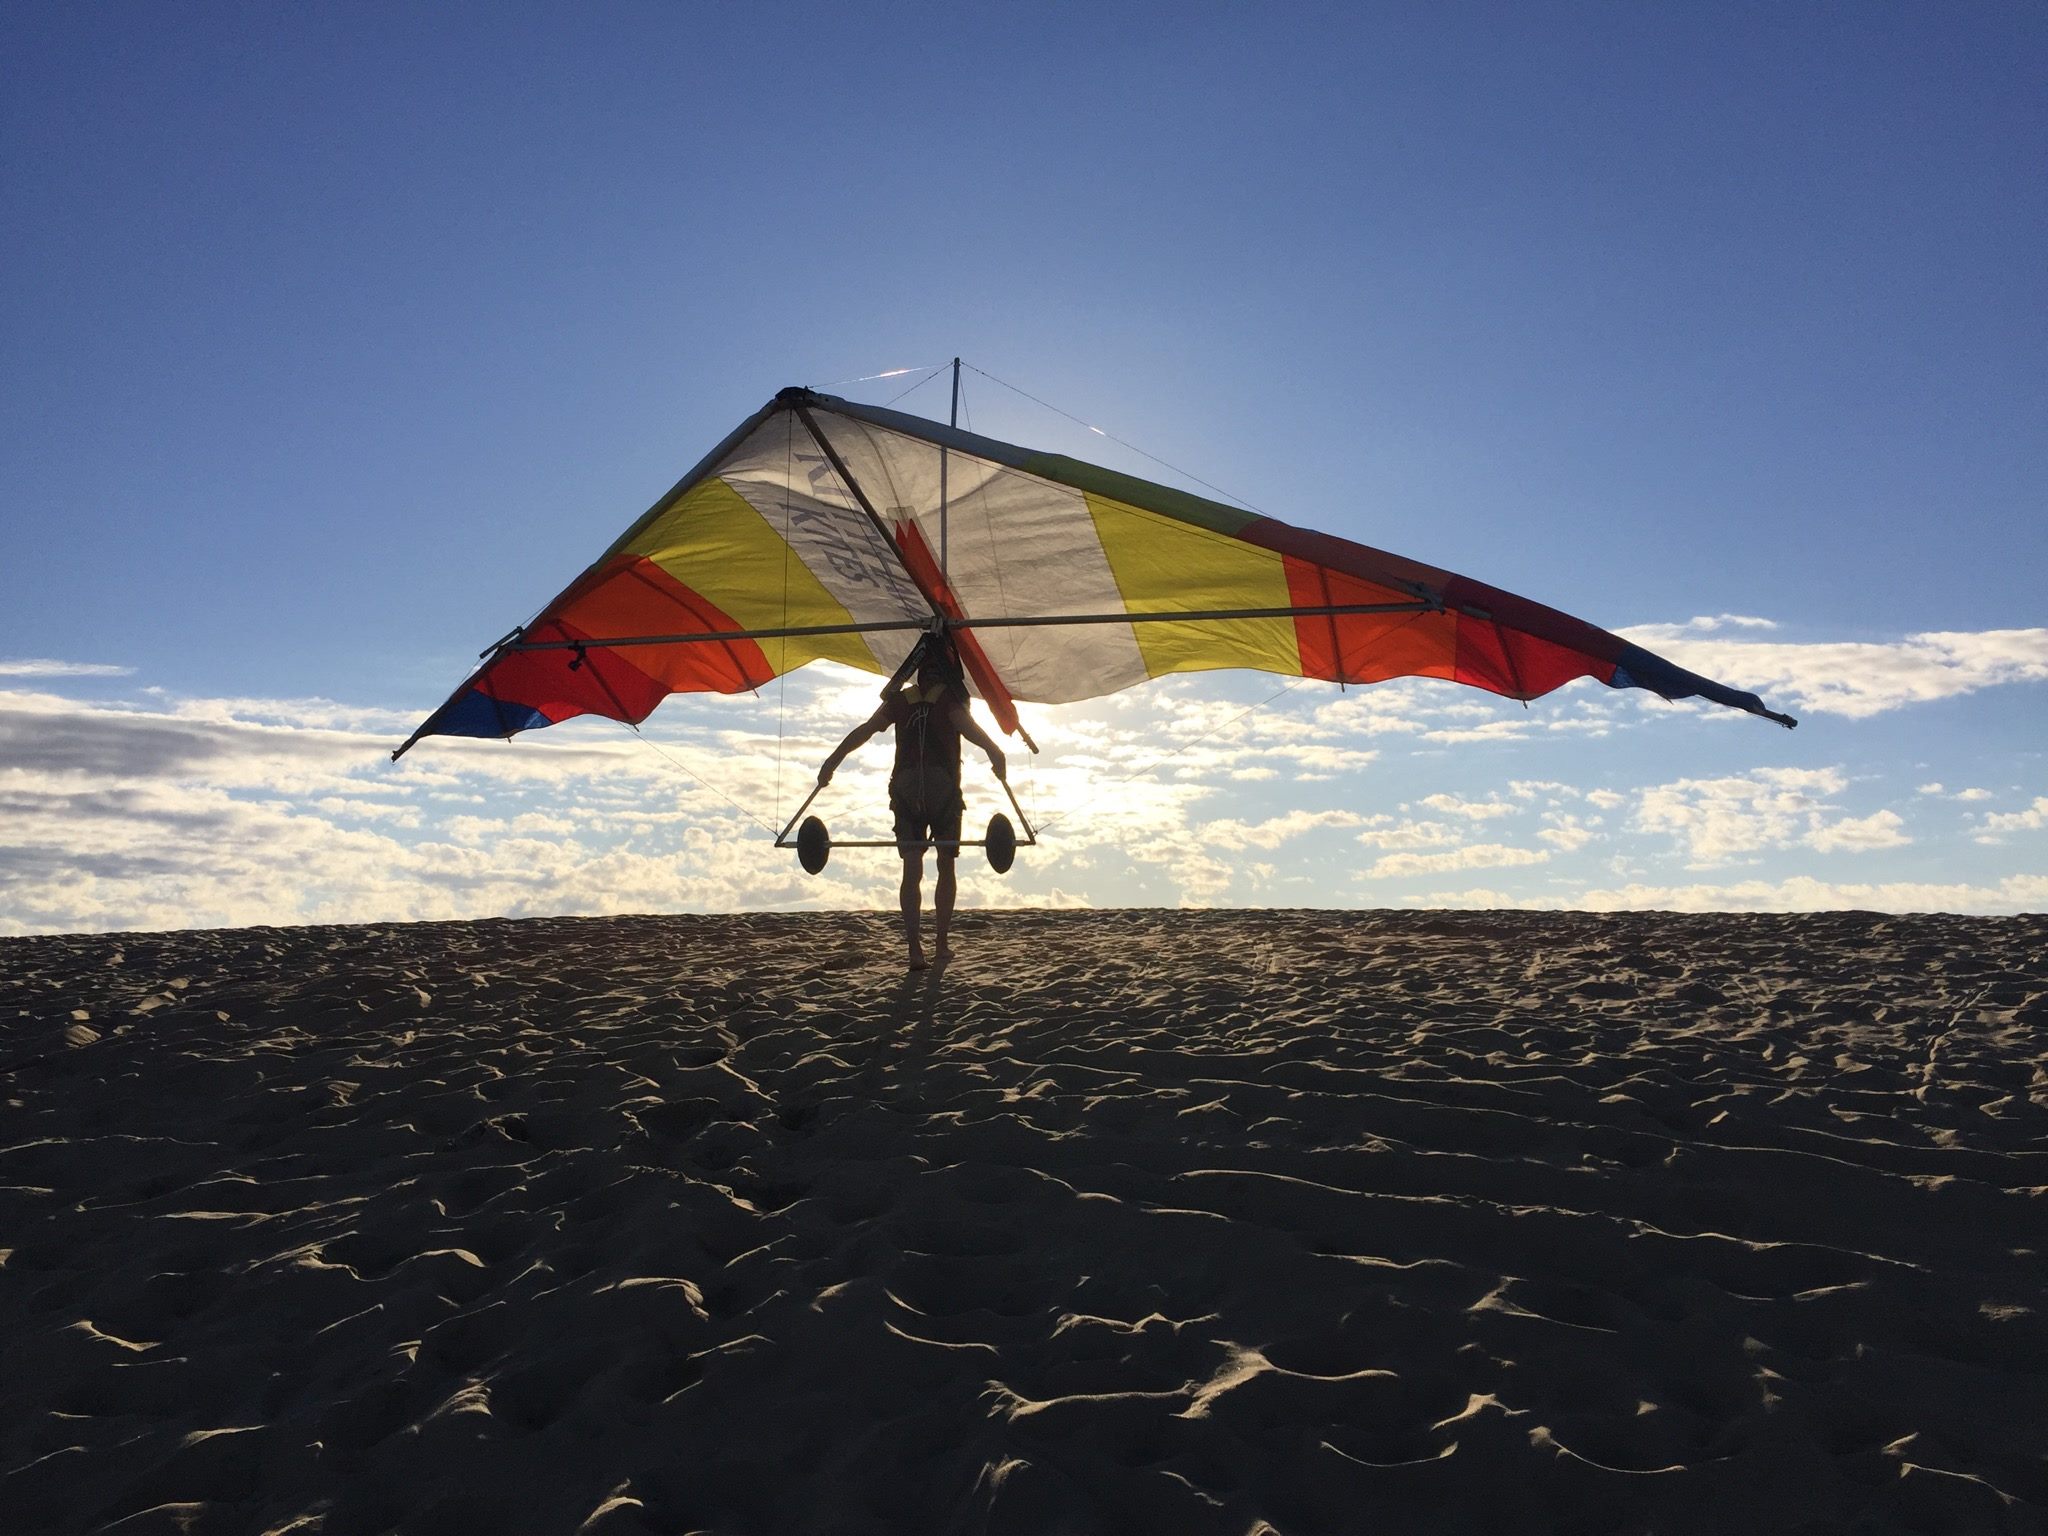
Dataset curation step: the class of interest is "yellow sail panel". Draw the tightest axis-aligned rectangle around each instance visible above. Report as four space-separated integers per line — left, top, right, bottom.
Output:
1086 492 1301 679
619 476 880 675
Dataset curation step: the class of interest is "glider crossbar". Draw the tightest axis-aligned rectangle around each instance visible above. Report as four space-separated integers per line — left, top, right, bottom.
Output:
502 602 1439 653
959 601 1436 630
507 619 930 652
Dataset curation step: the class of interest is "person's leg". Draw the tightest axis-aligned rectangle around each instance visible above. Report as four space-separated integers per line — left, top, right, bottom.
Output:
929 785 962 962
933 851 957 961
900 849 927 968
892 787 928 969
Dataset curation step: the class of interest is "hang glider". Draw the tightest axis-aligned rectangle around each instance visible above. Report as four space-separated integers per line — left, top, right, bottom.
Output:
393 381 1795 767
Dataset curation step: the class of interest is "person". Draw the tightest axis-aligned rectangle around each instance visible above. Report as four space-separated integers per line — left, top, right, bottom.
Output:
817 641 1006 970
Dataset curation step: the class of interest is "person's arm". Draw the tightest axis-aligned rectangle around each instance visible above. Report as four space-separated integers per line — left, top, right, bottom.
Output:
818 701 894 785
951 699 1006 781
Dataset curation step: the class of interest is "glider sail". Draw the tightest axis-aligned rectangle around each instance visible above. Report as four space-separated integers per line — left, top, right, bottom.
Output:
394 385 1794 758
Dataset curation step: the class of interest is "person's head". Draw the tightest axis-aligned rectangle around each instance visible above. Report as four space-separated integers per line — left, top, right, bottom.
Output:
916 642 962 692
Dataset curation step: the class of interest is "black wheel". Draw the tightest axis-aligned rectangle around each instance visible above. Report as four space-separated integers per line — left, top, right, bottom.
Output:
985 813 1016 874
796 815 831 875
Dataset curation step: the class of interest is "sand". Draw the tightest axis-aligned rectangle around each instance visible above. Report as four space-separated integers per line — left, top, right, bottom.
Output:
2 909 2044 1535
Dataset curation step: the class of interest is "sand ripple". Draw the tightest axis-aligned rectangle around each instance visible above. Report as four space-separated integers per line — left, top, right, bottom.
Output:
2 910 2044 1533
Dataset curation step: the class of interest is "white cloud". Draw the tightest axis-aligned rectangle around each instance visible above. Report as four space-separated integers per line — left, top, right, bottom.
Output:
1416 873 2048 916
1355 817 1461 851
1977 796 2048 841
2 615 2040 931
1202 808 1364 850
1807 809 1910 853
1634 767 1846 865
1537 814 1596 852
1624 615 1780 640
1618 626 2048 720
1630 766 1910 865
1418 792 1517 820
0 681 884 934
1367 843 1549 879
0 659 134 678
1913 782 1995 804
445 811 583 843
1423 719 1538 745
309 795 423 827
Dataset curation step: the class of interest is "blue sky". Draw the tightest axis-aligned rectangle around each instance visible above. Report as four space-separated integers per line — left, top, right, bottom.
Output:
3 3 2043 932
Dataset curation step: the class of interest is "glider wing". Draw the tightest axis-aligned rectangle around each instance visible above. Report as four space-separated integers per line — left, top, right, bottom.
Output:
395 388 1793 758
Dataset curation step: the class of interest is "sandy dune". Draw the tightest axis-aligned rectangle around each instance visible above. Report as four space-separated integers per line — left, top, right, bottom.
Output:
2 910 2044 1534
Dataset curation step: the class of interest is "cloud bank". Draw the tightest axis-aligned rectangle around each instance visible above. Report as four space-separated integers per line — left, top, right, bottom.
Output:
2 613 2043 932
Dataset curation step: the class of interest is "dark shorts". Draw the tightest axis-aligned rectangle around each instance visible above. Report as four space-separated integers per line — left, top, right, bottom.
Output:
890 773 963 854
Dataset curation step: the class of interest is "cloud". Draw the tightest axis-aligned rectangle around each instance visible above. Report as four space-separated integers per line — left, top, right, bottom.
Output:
1806 809 1909 853
1419 720 1538 745
1913 782 1994 803
1 615 2038 932
1367 843 1549 879
1634 766 1841 865
1538 814 1596 851
1414 873 2048 916
1617 627 2048 720
0 688 379 785
0 767 826 937
1976 796 2048 842
1201 808 1364 851
1623 615 1780 640
0 659 134 678
1354 816 1461 851
1418 792 1516 820
1632 766 1911 865
0 681 879 934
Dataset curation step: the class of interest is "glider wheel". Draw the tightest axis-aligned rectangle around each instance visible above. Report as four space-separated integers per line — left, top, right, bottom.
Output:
985 813 1016 874
796 816 831 875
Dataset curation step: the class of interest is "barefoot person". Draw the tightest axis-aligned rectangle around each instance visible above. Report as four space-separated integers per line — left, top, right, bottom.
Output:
817 641 1006 970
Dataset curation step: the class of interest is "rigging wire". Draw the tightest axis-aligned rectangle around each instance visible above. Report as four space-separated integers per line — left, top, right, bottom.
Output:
961 361 1272 518
947 378 1037 831
776 411 796 827
884 362 953 407
627 723 780 836
814 362 949 387
953 375 1022 680
965 377 1038 829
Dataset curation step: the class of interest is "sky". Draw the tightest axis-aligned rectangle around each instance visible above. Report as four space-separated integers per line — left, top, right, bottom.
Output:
2 2 2044 933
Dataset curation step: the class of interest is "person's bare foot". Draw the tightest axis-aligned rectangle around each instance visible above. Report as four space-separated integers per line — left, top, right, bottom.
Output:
933 940 953 965
907 947 930 971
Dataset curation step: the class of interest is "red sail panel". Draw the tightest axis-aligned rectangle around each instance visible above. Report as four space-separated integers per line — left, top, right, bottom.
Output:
891 519 1022 735
469 556 774 728
1450 612 1618 699
1281 555 1461 687
1262 519 1623 702
467 628 670 727
547 554 776 694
